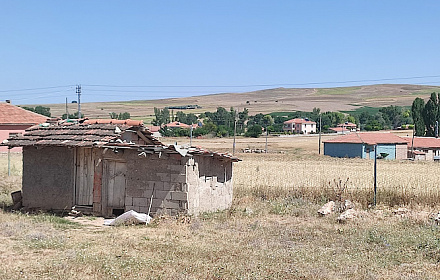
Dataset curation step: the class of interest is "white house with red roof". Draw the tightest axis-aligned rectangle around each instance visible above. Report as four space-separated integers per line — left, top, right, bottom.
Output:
0 102 48 152
283 118 316 134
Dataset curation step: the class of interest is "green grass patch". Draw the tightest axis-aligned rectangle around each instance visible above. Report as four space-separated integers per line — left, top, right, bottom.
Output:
342 105 412 116
30 214 81 229
268 111 297 117
340 106 381 116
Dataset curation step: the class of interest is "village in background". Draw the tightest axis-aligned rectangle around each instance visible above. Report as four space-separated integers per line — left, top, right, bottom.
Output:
3 86 440 278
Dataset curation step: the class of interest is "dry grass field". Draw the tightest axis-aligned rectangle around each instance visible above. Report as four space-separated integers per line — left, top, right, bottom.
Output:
1 135 440 279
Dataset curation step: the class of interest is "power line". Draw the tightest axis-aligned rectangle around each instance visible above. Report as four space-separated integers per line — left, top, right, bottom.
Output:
82 75 440 88
0 85 75 93
1 74 440 96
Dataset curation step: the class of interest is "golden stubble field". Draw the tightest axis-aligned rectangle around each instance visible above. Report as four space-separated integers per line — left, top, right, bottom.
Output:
1 134 440 279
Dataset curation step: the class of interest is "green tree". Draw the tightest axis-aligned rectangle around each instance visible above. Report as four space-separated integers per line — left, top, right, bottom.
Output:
22 106 51 117
422 93 439 137
245 125 263 138
411 97 425 136
152 107 170 126
109 112 130 120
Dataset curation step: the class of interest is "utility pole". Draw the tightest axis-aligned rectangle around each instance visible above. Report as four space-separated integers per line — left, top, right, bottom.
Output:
411 125 415 160
76 85 81 119
265 126 268 153
373 144 377 206
318 114 322 154
7 147 11 176
65 97 69 120
190 124 193 146
233 110 237 156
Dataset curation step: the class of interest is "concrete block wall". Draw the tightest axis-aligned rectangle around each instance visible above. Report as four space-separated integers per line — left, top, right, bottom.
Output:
124 150 188 215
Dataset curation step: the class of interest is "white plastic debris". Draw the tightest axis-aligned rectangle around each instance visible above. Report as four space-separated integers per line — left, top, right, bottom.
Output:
104 210 152 226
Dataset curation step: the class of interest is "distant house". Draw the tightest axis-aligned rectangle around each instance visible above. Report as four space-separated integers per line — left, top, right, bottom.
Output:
329 122 357 133
283 118 316 134
165 121 198 129
147 125 162 138
0 102 48 152
2 119 239 217
324 132 408 159
402 136 440 161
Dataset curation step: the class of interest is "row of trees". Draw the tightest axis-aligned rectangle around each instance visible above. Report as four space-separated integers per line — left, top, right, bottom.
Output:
153 103 419 138
412 93 440 137
20 105 132 121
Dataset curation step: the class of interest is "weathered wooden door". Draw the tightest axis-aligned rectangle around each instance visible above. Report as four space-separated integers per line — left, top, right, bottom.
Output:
75 148 94 206
103 160 127 215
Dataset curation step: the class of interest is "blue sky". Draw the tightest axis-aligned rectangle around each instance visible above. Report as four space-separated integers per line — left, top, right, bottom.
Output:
1 1 440 104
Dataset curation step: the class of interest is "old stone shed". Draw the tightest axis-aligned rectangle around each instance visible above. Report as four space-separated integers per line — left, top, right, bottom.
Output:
3 119 239 217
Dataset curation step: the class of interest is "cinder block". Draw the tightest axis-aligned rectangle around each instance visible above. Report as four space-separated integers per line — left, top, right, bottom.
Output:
168 164 186 174
126 188 143 197
171 174 186 183
171 191 187 201
153 181 164 190
142 189 153 197
154 190 171 200
156 172 171 182
162 182 172 191
171 182 183 191
152 198 164 208
125 205 135 211
125 196 133 206
139 206 149 213
162 199 180 209
133 197 149 207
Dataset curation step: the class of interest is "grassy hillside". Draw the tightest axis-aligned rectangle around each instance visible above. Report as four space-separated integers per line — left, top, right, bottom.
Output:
22 84 440 124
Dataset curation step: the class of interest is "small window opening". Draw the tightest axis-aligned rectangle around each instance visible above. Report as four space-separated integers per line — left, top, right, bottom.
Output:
112 208 124 216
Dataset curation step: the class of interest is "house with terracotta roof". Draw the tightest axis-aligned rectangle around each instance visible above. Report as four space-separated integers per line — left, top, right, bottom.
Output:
329 122 358 133
283 118 316 134
0 102 48 152
324 132 408 159
402 136 440 161
2 119 239 217
164 121 198 129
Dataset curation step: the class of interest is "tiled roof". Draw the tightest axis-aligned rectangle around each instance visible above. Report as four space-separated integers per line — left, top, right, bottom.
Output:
165 121 197 128
402 136 440 148
336 122 357 128
148 126 161 132
283 118 316 124
2 119 240 162
3 121 162 147
329 127 344 132
83 119 143 126
324 132 408 145
0 103 48 125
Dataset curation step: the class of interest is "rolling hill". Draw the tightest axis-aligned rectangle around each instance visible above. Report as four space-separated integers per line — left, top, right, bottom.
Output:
23 84 440 124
